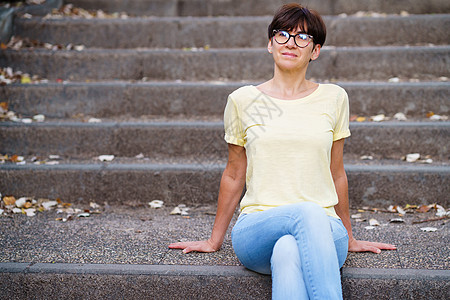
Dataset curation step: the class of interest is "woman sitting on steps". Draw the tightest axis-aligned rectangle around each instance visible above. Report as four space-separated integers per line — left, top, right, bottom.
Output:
169 3 396 299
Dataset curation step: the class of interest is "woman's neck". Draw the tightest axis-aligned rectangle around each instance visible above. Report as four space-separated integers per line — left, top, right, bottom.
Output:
259 67 317 100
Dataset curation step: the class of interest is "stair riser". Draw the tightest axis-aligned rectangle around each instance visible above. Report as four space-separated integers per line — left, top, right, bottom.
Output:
2 83 449 118
1 47 448 81
1 123 448 159
67 0 450 16
1 165 448 206
14 15 450 48
1 272 448 299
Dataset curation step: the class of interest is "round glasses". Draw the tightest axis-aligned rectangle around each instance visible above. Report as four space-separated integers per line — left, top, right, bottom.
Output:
272 30 314 48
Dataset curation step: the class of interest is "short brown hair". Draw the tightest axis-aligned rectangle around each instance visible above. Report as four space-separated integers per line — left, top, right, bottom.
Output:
268 3 326 47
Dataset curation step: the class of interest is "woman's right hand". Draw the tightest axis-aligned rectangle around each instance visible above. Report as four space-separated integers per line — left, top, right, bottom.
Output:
168 239 219 254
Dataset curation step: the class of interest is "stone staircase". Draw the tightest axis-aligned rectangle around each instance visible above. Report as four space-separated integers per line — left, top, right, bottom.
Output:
0 0 449 299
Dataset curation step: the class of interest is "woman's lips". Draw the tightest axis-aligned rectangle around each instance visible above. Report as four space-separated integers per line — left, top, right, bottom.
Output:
281 52 297 57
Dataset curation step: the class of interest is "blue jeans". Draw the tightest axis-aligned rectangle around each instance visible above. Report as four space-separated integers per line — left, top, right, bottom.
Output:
231 202 349 300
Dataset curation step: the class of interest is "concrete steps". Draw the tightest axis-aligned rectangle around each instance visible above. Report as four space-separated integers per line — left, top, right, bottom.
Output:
2 82 449 118
13 14 450 48
67 0 450 16
0 206 449 299
2 46 449 81
1 120 449 159
2 263 448 299
1 160 449 207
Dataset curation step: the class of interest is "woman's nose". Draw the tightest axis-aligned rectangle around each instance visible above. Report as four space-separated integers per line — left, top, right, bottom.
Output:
285 36 297 48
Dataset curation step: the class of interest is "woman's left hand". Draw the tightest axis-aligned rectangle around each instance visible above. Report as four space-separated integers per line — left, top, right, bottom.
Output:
348 237 396 254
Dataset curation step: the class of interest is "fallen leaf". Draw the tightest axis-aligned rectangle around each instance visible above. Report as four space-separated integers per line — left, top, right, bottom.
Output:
365 226 375 230
170 207 182 215
90 202 100 209
426 111 434 118
88 117 102 123
21 75 32 84
435 205 447 217
393 112 407 121
42 201 58 210
3 196 16 205
396 206 406 215
417 205 431 213
15 197 29 208
369 218 380 226
98 155 114 162
356 116 366 122
360 155 373 160
387 205 396 212
12 208 22 214
389 218 404 223
77 213 90 217
149 200 164 208
351 214 362 219
74 45 85 51
24 208 36 217
371 114 385 122
0 102 8 112
405 153 420 163
429 114 448 121
33 114 45 122
404 204 418 210
420 227 437 232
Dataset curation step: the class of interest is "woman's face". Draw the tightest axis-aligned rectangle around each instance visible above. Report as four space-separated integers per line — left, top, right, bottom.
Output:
268 26 321 72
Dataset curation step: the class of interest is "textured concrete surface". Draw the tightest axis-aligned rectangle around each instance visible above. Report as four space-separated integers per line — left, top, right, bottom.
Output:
67 0 450 16
1 46 449 81
0 206 448 299
0 162 448 206
14 14 450 48
1 121 449 158
0 206 448 268
2 82 449 118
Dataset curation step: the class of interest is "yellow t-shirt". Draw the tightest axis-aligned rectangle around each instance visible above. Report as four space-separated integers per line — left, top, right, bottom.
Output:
223 84 351 218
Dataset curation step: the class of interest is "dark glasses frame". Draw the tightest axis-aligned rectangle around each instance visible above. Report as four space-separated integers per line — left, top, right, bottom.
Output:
272 30 314 48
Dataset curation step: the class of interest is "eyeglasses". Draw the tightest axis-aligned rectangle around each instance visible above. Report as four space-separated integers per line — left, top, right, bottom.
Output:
272 30 314 48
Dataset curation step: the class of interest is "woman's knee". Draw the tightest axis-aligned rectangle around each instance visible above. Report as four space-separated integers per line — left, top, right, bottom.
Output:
271 234 300 269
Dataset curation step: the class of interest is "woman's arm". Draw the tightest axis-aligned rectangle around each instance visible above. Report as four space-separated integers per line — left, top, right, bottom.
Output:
168 143 247 253
331 139 396 253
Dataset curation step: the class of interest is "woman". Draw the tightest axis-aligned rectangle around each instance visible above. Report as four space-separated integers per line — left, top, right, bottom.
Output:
169 3 396 299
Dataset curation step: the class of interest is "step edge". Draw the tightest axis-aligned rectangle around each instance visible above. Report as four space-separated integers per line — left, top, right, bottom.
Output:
14 13 450 23
1 163 449 173
1 121 449 128
2 44 449 53
3 81 450 88
1 262 448 280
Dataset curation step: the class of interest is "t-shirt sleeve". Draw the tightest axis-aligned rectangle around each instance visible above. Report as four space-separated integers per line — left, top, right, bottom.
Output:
333 89 351 141
223 95 246 146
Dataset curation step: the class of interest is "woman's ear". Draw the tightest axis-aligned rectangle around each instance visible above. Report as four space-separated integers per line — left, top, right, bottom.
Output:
310 44 321 61
267 40 273 53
